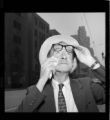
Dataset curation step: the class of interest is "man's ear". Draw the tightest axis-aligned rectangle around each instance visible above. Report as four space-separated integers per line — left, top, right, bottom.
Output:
70 58 77 73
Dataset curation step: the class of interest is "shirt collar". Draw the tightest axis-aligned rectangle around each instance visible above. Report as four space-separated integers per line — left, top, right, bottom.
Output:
52 77 70 89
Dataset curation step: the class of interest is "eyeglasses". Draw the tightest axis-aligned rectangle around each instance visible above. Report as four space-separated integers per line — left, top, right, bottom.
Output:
52 43 75 53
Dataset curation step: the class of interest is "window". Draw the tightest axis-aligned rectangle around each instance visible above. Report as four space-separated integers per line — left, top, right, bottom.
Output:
42 34 45 41
34 29 38 37
39 32 43 42
35 63 38 72
34 51 38 61
41 23 44 30
13 34 21 44
35 40 37 49
44 25 45 32
46 27 49 33
13 20 21 31
34 16 38 25
39 21 42 29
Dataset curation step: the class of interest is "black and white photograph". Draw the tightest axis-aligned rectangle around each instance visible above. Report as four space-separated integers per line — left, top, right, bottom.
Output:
4 12 106 114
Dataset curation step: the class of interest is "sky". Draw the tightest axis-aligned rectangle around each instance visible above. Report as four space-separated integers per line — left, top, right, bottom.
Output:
37 13 105 66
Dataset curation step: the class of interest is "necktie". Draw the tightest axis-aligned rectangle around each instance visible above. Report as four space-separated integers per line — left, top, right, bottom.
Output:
58 83 67 112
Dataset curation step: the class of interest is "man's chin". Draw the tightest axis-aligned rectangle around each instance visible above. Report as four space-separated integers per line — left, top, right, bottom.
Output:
55 67 70 73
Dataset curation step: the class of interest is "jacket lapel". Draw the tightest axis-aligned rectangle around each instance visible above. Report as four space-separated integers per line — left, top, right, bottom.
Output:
43 83 56 112
70 78 86 112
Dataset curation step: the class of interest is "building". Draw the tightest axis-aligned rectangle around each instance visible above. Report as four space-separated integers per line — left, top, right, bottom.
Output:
49 29 60 36
71 26 96 78
31 13 50 83
5 13 50 88
5 13 33 88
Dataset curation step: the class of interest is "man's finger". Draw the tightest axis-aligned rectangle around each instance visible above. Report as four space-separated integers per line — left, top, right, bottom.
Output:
74 45 83 51
74 49 80 57
74 47 83 53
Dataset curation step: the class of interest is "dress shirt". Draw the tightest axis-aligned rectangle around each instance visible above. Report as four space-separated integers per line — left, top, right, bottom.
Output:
52 77 78 112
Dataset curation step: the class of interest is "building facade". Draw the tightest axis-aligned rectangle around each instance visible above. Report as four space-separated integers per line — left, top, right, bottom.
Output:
31 13 50 83
71 26 96 78
5 13 31 88
49 29 60 37
5 13 50 88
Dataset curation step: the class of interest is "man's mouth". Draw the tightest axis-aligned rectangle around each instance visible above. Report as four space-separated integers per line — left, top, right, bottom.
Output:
58 61 68 64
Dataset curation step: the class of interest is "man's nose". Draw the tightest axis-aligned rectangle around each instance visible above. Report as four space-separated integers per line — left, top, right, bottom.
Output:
60 48 67 59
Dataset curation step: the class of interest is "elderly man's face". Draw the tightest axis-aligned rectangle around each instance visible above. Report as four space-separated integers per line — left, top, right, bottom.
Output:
49 42 75 72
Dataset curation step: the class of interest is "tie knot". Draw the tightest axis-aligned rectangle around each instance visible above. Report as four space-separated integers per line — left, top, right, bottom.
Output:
59 83 64 90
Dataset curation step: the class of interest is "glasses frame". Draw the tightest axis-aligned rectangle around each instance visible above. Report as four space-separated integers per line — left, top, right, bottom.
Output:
52 43 75 53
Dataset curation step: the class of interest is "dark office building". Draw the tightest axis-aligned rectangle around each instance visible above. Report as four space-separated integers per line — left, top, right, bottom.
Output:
5 13 52 89
5 13 36 88
5 13 50 88
31 13 50 83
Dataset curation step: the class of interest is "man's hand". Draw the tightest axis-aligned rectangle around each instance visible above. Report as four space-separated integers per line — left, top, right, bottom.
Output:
36 56 58 92
74 45 96 67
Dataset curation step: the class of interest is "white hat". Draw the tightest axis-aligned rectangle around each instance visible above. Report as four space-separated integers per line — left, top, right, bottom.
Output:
39 35 79 65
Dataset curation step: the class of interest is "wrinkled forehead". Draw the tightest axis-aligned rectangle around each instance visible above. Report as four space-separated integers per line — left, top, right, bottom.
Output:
57 41 68 45
52 41 72 45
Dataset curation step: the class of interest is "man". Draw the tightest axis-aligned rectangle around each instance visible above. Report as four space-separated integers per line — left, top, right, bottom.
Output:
16 35 105 112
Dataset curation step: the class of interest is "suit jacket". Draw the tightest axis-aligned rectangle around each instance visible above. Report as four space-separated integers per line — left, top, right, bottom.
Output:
16 66 105 112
